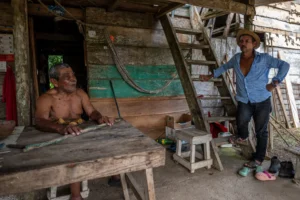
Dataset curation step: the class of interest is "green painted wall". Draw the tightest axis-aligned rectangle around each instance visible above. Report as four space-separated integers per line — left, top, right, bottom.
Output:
88 65 184 98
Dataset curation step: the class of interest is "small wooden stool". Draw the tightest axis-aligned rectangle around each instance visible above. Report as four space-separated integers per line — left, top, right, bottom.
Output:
173 128 213 173
47 181 89 200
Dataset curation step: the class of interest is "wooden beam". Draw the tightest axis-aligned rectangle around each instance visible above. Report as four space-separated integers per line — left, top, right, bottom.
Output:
12 0 31 126
275 86 292 129
29 18 39 102
223 13 235 38
36 32 82 41
202 11 229 21
255 0 292 6
160 14 207 131
28 3 84 20
0 3 13 26
164 0 255 15
107 0 121 12
156 3 184 18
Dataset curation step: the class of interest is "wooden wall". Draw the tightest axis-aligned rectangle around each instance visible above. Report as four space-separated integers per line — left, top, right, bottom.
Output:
85 8 193 138
0 3 13 120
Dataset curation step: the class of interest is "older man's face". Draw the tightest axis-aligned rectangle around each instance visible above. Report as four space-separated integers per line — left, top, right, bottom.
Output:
55 67 77 93
238 35 257 53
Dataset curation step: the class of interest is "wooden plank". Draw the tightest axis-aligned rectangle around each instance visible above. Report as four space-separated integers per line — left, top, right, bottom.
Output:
270 1 291 11
174 27 202 34
265 33 300 50
256 6 290 22
86 26 172 48
165 0 255 15
291 2 300 14
0 3 13 26
28 3 84 20
89 79 184 98
253 16 300 33
86 7 161 29
285 73 300 127
223 13 234 38
156 3 184 18
202 11 229 21
29 18 39 101
107 0 121 12
160 14 207 131
172 7 190 18
0 122 165 195
36 32 82 42
290 13 300 24
186 59 216 65
12 0 30 126
86 43 178 65
90 96 189 117
276 86 292 128
255 0 292 6
179 43 209 49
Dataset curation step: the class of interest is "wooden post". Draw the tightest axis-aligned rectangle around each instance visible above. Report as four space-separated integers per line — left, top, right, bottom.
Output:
29 17 39 101
243 0 254 31
12 0 31 126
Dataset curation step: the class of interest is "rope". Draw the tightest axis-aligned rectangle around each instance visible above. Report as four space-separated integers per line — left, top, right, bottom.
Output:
104 29 178 94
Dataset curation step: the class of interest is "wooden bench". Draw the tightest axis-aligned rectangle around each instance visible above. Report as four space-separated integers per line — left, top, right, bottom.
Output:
173 128 213 173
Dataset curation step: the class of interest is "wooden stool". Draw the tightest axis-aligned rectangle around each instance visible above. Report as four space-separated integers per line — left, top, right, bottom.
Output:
173 128 213 173
47 181 89 200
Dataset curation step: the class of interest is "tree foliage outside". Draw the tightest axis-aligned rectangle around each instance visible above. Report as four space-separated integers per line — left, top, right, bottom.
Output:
48 55 63 88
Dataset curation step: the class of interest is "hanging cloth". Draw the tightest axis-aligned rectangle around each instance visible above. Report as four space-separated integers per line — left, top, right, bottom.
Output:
2 65 17 124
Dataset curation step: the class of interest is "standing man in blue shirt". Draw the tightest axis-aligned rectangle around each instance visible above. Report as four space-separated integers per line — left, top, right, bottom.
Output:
200 29 290 168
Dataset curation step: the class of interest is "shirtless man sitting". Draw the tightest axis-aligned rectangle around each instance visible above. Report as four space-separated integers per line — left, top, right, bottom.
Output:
35 63 114 200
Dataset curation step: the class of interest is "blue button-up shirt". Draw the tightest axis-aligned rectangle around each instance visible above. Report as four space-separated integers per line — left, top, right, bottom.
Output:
213 51 290 103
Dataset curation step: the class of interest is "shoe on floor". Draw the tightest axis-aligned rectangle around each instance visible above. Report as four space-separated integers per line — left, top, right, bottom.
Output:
268 156 281 174
279 161 295 178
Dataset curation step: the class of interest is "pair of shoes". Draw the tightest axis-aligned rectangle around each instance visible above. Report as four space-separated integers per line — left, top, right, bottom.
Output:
279 161 295 178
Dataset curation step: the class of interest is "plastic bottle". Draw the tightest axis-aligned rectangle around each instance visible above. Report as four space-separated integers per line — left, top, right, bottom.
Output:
156 138 174 145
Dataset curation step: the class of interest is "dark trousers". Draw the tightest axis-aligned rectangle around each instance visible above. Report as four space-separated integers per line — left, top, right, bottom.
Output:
236 97 271 162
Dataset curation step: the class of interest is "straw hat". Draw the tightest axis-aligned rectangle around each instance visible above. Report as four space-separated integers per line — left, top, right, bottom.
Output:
236 29 261 49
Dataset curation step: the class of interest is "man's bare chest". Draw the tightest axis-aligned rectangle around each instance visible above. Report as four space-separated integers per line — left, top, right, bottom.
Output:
240 58 254 76
50 96 83 119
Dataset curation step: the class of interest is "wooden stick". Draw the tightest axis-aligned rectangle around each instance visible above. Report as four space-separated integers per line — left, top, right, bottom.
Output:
23 120 121 152
269 120 290 147
270 115 300 143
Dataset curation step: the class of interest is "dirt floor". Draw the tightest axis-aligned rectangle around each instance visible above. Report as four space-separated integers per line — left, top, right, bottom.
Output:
2 129 300 200
86 145 300 200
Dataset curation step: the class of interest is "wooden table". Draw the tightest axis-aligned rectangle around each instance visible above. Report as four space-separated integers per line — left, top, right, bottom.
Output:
0 121 165 200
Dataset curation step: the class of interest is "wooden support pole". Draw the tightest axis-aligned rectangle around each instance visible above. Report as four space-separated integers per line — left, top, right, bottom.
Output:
12 0 31 126
243 0 254 31
29 18 39 101
223 13 234 38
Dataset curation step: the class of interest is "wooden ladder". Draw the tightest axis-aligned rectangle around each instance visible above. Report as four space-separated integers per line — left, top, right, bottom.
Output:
160 6 254 170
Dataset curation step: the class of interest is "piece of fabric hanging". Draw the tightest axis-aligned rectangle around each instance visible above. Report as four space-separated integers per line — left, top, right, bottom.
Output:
2 65 17 124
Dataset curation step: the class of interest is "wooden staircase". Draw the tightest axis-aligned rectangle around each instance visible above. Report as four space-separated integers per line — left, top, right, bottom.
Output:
160 6 253 170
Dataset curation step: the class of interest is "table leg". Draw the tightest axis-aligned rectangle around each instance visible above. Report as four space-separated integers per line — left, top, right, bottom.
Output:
120 173 130 200
145 168 156 200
